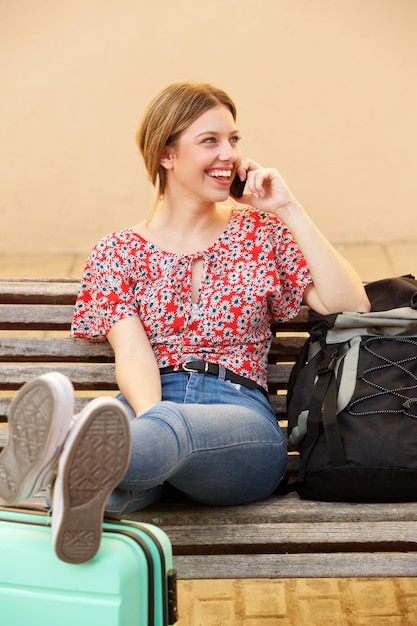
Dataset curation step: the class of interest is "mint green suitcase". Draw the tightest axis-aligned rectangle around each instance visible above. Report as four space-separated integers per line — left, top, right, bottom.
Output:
0 507 178 626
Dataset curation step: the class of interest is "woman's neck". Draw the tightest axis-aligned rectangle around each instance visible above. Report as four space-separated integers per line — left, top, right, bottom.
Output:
133 202 233 255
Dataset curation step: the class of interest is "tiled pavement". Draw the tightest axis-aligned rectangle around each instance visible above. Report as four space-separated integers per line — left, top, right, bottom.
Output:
2 242 417 624
177 578 417 625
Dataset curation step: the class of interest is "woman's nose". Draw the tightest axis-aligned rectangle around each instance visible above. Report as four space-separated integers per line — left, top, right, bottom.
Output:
218 140 238 162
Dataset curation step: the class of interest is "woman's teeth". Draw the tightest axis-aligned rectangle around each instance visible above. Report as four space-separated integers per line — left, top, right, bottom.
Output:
208 170 231 179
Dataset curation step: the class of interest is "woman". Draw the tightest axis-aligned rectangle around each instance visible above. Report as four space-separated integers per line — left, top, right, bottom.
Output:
0 82 370 563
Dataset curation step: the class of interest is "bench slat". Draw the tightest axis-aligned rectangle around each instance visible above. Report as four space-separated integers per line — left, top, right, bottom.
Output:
0 304 74 330
0 337 303 366
0 364 117 390
0 395 120 428
271 307 309 330
0 337 114 362
173 552 417 579
0 279 79 304
0 364 291 391
266 363 296 387
126 492 417 526
156 521 417 552
269 335 307 361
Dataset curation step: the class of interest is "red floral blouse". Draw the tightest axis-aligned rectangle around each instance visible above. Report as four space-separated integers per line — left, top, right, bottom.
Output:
71 206 311 390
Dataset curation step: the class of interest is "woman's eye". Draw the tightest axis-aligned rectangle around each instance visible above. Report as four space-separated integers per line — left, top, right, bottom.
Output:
202 135 241 145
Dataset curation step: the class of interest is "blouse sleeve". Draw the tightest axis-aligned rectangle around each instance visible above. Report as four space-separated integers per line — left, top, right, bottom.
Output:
71 232 139 340
269 220 312 322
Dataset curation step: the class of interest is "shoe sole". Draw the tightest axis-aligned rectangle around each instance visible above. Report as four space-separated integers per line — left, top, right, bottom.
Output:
0 373 74 504
52 398 131 564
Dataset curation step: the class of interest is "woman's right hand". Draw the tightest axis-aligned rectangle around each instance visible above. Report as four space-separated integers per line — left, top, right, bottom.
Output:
233 158 296 217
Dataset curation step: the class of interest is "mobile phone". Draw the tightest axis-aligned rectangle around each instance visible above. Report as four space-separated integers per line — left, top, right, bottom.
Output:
230 173 246 198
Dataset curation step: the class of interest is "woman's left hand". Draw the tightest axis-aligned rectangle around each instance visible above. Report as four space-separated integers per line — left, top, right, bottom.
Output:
232 158 295 215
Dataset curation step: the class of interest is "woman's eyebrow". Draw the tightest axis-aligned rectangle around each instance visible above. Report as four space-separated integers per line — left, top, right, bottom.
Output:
196 129 240 137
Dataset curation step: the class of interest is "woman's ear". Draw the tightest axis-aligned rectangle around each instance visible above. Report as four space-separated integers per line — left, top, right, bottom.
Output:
159 146 175 170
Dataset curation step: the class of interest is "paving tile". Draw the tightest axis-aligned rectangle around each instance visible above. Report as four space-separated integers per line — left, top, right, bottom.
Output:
72 253 90 276
397 577 417 595
385 241 417 278
242 617 290 626
297 597 346 625
352 617 405 626
399 595 417 618
0 254 76 278
335 243 394 281
290 578 344 626
190 598 236 626
182 578 235 598
347 578 400 616
239 579 287 617
176 580 236 626
295 578 341 596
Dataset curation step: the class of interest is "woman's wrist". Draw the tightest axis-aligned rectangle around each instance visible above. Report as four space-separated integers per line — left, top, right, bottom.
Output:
272 198 305 225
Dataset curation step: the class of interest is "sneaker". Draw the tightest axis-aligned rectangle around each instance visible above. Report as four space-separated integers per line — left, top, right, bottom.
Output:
0 373 74 505
52 397 131 564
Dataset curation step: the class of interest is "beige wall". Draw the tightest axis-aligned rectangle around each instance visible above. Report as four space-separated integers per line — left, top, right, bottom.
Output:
1 0 416 255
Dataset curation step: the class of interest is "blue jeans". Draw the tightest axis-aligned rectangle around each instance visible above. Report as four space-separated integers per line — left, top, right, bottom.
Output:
105 371 287 515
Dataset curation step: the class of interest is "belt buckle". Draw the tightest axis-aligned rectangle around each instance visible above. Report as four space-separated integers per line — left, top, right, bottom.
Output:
181 361 195 372
181 361 209 373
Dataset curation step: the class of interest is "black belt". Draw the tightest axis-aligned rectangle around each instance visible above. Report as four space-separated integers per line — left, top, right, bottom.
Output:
159 360 268 398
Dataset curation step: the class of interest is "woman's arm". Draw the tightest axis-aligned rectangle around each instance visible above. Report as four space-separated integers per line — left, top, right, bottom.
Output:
107 315 162 416
235 160 371 314
276 200 369 314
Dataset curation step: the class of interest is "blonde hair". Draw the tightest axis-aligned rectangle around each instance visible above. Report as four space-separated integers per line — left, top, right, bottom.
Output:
136 82 237 204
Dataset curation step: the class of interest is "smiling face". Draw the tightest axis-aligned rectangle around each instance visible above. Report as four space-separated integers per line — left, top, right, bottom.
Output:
161 105 243 204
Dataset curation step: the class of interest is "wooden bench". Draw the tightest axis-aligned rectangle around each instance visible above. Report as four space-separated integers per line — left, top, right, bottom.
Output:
1 278 417 580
